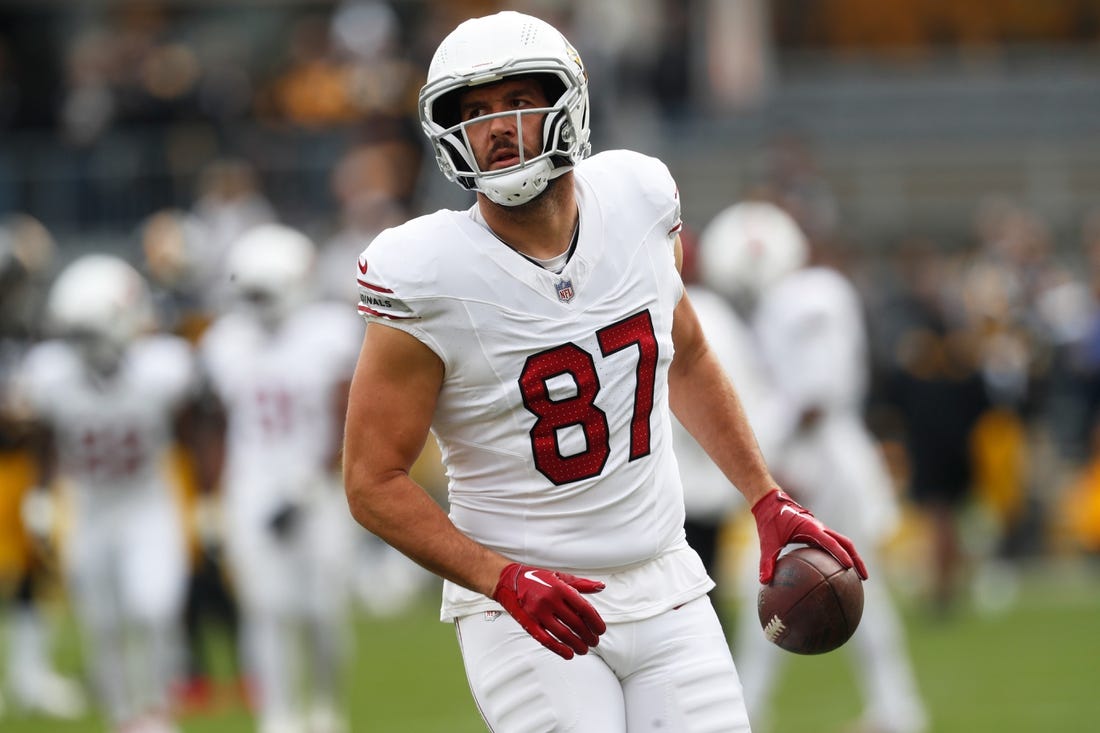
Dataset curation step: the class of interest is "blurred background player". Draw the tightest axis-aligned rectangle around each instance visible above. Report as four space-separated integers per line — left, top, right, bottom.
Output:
698 201 928 733
196 224 364 733
16 253 196 733
670 228 774 629
140 208 245 712
0 217 87 722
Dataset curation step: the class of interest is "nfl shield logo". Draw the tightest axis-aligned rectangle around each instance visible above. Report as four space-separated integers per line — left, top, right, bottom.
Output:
555 278 575 303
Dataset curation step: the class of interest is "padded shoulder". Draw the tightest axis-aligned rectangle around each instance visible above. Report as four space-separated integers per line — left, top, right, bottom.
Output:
577 150 682 237
19 341 80 411
354 209 477 323
129 334 197 401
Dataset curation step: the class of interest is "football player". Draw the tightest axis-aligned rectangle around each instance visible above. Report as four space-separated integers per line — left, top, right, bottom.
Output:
698 201 928 733
197 224 364 733
18 253 196 733
343 11 866 732
0 227 87 721
669 230 775 628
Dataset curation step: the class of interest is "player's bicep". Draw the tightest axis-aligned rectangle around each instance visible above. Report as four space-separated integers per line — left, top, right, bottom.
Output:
670 287 709 376
344 322 444 481
668 290 735 436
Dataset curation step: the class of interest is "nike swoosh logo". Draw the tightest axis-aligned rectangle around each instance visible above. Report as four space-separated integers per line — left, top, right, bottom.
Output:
358 258 368 274
523 570 552 588
779 505 802 517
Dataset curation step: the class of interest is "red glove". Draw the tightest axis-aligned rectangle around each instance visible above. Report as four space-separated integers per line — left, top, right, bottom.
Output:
751 488 869 584
491 562 607 660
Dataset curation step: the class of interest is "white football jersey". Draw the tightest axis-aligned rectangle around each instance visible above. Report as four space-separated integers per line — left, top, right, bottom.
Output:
751 267 900 543
753 267 868 415
672 285 775 520
19 335 196 514
358 150 714 619
200 301 363 522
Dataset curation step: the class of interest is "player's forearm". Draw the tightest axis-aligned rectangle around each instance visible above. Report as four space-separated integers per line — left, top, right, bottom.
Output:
345 469 509 598
669 345 774 507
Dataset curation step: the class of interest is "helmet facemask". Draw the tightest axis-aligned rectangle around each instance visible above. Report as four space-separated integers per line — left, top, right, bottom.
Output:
420 7 593 207
423 68 589 207
236 281 299 330
68 327 127 376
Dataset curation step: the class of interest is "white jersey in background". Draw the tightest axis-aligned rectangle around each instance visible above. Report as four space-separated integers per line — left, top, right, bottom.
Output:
358 150 712 622
198 298 364 620
751 266 898 539
672 284 777 521
203 223 366 733
20 334 195 518
199 301 362 526
18 333 196 727
735 265 926 733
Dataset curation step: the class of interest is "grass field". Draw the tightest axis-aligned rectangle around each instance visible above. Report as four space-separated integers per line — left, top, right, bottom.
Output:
4 558 1099 733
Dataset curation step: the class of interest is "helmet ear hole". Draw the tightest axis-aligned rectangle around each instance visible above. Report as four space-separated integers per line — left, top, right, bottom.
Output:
433 89 463 130
532 73 565 106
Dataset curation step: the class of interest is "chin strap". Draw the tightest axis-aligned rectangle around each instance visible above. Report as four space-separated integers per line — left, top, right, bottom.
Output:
479 158 560 206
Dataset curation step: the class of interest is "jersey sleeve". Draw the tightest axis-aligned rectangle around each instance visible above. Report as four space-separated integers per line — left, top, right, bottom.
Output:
622 151 684 302
355 230 420 324
136 334 198 406
602 150 683 245
196 316 244 401
759 270 868 412
301 301 365 379
16 341 74 419
353 224 448 363
651 161 683 243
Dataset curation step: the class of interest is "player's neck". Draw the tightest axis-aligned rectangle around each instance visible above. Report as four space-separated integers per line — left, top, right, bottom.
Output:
477 173 578 261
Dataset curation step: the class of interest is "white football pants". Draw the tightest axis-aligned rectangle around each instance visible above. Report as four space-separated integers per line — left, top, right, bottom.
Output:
62 490 187 725
226 485 355 732
456 595 752 733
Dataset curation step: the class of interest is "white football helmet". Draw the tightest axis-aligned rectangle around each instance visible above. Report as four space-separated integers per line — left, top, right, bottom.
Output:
225 223 315 326
698 201 809 306
419 11 591 207
47 254 154 371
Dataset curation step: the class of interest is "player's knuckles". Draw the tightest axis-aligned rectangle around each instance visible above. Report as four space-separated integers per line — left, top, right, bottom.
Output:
534 619 581 655
583 611 607 636
522 620 570 657
556 612 598 645
567 600 605 633
547 627 589 655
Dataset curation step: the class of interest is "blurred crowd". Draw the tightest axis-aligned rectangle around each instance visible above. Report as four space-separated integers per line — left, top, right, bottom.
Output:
0 0 703 235
1 1 1100 732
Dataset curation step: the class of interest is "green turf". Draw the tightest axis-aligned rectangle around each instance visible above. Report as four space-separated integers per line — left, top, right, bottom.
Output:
759 562 1100 732
3 562 1099 732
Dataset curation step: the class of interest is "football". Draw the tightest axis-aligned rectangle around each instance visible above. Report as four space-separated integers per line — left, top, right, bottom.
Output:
757 546 864 655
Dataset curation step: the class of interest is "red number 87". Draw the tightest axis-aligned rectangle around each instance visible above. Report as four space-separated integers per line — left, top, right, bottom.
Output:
518 310 658 485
